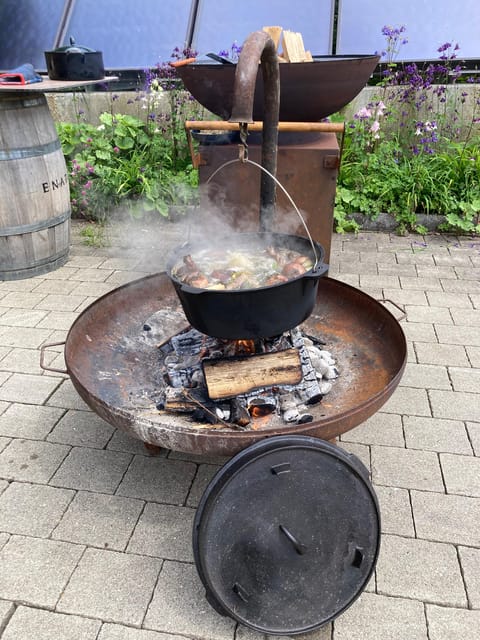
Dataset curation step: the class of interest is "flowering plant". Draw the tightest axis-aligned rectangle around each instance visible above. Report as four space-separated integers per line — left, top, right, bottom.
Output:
336 26 480 234
57 47 203 223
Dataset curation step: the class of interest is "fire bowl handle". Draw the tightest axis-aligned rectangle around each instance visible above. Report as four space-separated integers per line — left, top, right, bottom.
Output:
39 341 68 374
377 299 407 322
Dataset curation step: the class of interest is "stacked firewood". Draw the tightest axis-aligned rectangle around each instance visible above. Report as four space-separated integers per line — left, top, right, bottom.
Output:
263 26 313 62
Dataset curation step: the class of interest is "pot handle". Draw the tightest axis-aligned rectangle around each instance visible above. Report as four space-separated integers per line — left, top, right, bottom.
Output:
304 262 329 279
205 157 321 269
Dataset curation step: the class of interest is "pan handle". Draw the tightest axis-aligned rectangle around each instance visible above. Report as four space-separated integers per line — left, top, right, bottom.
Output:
40 341 68 374
377 299 407 321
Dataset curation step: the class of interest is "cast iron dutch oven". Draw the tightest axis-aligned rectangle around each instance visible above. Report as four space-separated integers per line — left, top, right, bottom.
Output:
45 37 104 81
166 232 328 339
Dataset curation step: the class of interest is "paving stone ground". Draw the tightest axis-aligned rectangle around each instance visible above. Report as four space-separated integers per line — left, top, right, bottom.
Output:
0 222 479 639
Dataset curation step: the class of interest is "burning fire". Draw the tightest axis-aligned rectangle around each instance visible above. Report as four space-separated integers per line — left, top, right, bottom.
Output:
235 339 256 355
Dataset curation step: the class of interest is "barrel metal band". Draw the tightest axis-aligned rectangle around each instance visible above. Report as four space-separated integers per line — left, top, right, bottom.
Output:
0 210 71 237
0 138 61 161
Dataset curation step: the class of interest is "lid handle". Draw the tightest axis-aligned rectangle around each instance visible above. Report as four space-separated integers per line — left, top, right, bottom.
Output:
279 524 308 555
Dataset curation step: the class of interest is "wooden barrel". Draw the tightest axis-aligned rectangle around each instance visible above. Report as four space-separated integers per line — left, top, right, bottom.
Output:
0 92 71 280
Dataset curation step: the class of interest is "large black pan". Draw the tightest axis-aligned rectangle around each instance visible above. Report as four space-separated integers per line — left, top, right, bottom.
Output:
166 232 328 339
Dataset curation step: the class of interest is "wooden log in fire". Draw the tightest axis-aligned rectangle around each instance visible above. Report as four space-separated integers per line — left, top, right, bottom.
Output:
203 349 302 400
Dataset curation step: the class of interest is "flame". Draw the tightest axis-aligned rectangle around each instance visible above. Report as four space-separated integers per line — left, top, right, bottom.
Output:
235 339 256 355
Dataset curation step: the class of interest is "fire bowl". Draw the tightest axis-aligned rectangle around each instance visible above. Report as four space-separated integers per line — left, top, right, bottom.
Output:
176 55 380 122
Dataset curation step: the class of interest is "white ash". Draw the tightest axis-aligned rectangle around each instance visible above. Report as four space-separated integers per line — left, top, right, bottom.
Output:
156 326 338 428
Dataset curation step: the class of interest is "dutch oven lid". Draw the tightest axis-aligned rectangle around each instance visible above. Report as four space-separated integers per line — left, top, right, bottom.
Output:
48 36 97 54
193 435 380 636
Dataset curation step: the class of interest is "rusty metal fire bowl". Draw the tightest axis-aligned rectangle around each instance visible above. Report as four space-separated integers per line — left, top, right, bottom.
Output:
57 273 406 457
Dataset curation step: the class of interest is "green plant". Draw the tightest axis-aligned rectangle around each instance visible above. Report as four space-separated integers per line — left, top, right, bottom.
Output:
78 223 108 247
335 26 480 234
57 48 204 223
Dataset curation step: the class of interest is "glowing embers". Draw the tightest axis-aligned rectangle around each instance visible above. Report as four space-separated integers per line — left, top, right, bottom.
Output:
155 326 338 430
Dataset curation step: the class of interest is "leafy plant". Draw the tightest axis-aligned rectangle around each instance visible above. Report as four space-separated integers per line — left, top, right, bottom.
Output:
57 49 203 223
335 26 480 234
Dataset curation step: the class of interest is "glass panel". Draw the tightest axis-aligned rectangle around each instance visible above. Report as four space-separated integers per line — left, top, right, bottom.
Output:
66 0 194 68
337 0 480 60
0 0 66 70
192 0 334 57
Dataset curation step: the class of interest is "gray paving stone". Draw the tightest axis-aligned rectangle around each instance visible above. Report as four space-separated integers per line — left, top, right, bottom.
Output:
0 291 47 309
466 422 480 456
399 322 437 343
340 412 404 447
399 276 442 291
47 409 115 448
70 281 117 298
40 265 79 280
466 345 480 367
0 437 10 454
361 251 397 264
0 371 10 386
235 623 332 640
338 441 371 472
360 274 400 289
0 345 10 360
430 390 480 422
441 278 480 293
2 606 101 640
380 386 431 417
415 342 470 367
186 463 221 508
333 592 427 640
36 311 79 331
167 449 228 466
339 260 378 275
378 263 417 277
436 324 480 347
0 479 8 494
57 548 161 627
426 605 480 640
382 288 428 305
68 267 113 282
397 251 434 265
46 379 91 410
434 253 474 267
458 546 480 608
0 399 9 414
334 273 359 287
144 560 236 639
0 403 64 439
0 532 9 551
50 447 132 493
128 503 195 561
107 428 158 455
0 347 58 375
116 455 196 505
411 490 480 545
403 416 472 454
376 535 467 606
31 280 77 295
0 535 83 608
0 327 53 349
374 485 415 536
0 439 69 483
451 307 480 327
400 363 451 390
105 271 149 286
52 490 143 551
99 623 186 640
0 482 74 536
449 366 480 393
371 446 444 491
440 452 480 497
0 280 39 293
0 308 48 327
0 599 15 633
416 265 456 279
426 291 473 308
35 293 87 312
0 373 61 404
471 293 480 309
405 306 453 324
67 255 108 268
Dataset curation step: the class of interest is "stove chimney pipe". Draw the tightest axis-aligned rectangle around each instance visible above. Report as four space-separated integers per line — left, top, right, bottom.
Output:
229 31 280 231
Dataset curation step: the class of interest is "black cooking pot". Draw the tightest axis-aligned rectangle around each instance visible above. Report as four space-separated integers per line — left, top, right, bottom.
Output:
45 37 104 81
166 232 328 339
